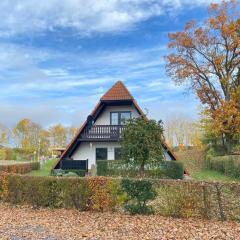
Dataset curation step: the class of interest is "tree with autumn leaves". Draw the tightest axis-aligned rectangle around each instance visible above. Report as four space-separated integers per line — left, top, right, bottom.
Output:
166 0 240 153
0 119 79 160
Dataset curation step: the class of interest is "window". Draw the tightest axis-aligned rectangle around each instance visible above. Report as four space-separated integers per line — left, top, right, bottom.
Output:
110 112 119 125
110 112 131 125
120 112 131 125
114 148 122 160
96 148 108 161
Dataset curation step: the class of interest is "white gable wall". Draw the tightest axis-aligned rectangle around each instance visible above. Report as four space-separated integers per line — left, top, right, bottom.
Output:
71 141 173 169
95 105 140 125
71 141 121 169
71 103 173 169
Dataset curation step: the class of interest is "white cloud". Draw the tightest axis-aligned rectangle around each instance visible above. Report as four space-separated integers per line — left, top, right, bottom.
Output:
0 0 218 36
0 40 198 127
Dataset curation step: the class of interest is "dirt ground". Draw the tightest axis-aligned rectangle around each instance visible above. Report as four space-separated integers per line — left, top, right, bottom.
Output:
0 203 239 240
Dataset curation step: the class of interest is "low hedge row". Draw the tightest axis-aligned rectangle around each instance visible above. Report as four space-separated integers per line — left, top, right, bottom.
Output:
0 162 40 174
206 155 240 178
0 173 239 220
97 160 184 179
0 174 124 211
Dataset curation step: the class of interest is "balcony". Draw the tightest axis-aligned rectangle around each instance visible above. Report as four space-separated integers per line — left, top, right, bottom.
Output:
80 125 126 141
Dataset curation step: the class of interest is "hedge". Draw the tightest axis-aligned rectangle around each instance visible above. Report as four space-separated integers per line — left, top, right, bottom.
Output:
206 155 240 178
97 160 184 179
0 162 40 174
0 174 239 221
0 174 124 211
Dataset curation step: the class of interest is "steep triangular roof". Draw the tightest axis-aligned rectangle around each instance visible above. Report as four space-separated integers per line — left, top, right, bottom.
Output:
101 81 134 101
53 80 179 170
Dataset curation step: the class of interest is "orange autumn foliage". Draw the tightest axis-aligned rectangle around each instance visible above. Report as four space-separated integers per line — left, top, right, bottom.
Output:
166 0 240 148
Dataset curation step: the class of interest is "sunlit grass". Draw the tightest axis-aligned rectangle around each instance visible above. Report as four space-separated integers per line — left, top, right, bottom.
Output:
27 159 57 176
190 169 239 182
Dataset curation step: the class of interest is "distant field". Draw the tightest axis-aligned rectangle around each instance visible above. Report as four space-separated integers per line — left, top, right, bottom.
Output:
0 160 30 165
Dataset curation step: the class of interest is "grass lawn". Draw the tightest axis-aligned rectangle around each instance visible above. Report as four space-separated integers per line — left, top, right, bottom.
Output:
176 149 240 182
27 159 57 176
190 169 238 181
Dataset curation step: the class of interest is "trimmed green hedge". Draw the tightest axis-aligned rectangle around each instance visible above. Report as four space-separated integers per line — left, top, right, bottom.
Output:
0 174 123 211
206 155 240 178
97 160 184 179
0 174 239 220
0 162 40 174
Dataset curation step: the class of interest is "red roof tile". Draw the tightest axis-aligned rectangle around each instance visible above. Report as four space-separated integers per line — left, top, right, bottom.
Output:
101 81 134 101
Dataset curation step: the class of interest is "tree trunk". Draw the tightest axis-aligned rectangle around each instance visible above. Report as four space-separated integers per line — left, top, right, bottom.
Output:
225 134 233 154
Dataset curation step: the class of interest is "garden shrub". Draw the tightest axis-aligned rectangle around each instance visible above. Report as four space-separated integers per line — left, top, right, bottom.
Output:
52 169 86 177
161 161 184 179
0 162 40 174
96 161 108 176
0 174 123 212
0 174 240 220
121 178 157 214
97 160 184 179
206 155 240 178
154 183 202 218
0 149 6 160
87 177 125 211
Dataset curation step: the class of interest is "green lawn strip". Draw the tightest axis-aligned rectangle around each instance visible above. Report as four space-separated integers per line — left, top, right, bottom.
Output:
27 159 57 176
190 169 240 182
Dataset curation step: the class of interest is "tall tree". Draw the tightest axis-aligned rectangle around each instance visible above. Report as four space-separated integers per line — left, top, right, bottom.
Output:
48 124 67 147
66 126 78 144
13 119 42 152
0 124 10 146
166 0 240 152
164 114 203 149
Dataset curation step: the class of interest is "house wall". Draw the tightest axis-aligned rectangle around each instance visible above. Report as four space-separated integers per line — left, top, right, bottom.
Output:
71 141 121 169
71 141 173 169
95 104 140 125
71 103 173 169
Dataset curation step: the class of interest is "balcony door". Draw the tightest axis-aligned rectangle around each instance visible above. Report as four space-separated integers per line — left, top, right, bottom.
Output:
110 111 131 125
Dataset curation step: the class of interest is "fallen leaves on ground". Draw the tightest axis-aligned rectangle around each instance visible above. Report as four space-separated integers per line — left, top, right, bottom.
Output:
0 203 239 240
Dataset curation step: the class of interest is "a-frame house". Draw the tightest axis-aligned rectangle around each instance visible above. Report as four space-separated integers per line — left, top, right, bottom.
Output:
54 81 177 170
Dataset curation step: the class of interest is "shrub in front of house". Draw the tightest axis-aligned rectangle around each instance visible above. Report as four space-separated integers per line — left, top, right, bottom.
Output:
0 162 40 174
206 155 240 178
96 160 184 179
121 178 157 214
52 169 86 177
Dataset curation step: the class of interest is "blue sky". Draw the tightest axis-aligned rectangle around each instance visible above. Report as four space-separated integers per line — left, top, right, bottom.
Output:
0 0 217 127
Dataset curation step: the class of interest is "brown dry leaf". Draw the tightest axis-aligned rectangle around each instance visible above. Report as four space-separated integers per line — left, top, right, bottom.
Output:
0 203 239 240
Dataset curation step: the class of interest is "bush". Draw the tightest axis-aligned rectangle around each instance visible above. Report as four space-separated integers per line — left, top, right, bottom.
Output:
121 179 157 214
0 162 40 174
0 174 239 220
97 160 184 179
161 161 184 179
0 174 124 211
52 169 86 177
0 149 6 160
206 155 240 178
96 161 108 176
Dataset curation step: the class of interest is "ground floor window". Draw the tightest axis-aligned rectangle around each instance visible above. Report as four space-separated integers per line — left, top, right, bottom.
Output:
96 148 108 161
114 148 122 160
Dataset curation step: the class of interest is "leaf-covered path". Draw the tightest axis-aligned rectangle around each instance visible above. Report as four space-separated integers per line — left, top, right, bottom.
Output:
0 204 239 240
